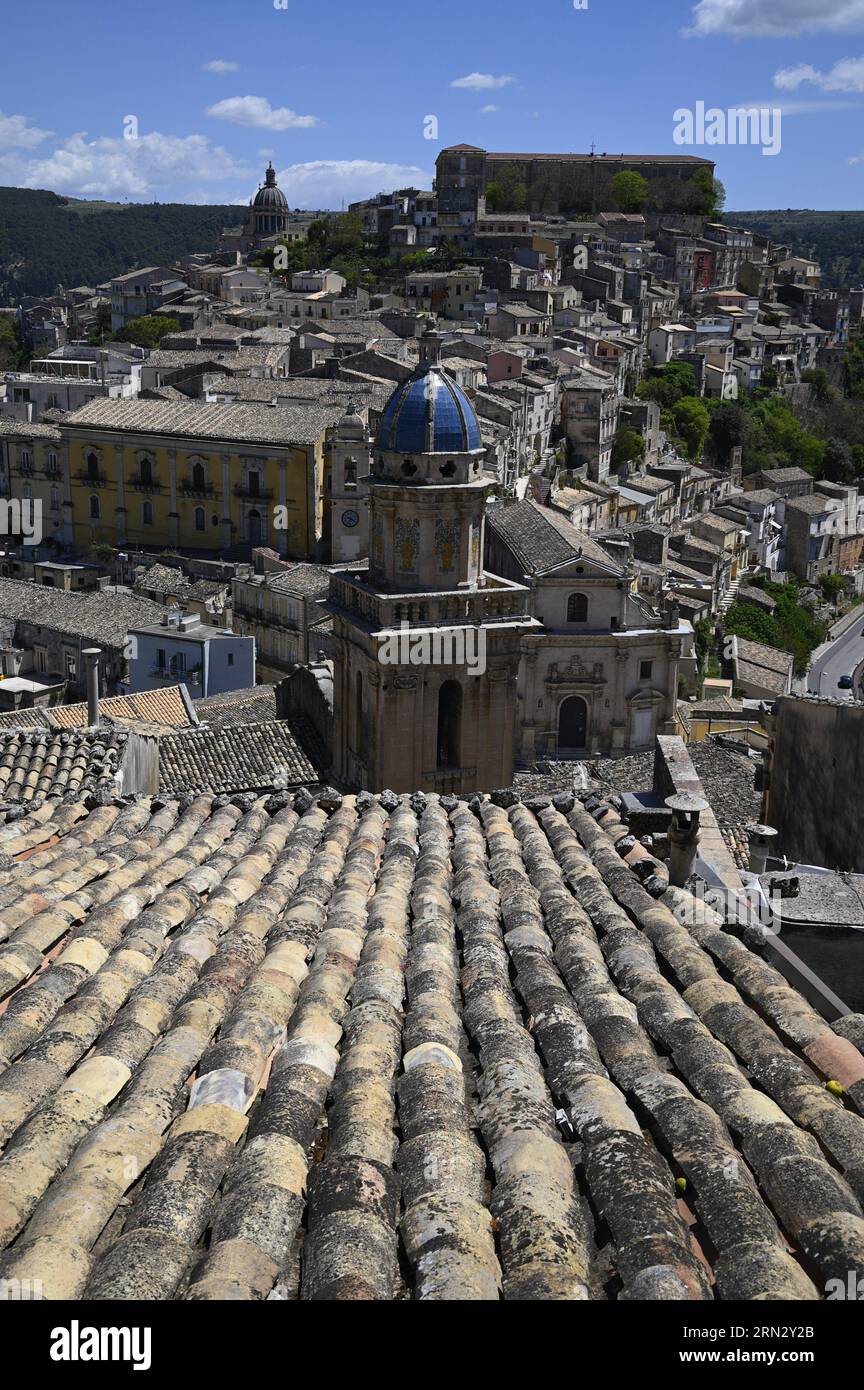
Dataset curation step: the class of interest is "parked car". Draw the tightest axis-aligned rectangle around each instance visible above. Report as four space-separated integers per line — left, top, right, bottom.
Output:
838 674 854 689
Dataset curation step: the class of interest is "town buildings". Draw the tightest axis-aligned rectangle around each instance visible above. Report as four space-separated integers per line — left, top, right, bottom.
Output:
124 608 254 698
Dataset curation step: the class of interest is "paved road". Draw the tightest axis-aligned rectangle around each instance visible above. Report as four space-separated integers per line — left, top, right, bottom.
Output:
807 610 864 699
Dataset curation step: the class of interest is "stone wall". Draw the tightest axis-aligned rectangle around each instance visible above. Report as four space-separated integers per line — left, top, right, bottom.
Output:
653 734 743 889
769 695 864 871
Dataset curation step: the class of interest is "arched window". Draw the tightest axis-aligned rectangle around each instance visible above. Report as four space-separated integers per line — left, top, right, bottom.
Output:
47 451 58 474
142 501 153 526
89 494 100 519
86 451 100 482
139 457 153 485
195 507 205 531
437 681 463 769
192 461 206 492
567 592 589 623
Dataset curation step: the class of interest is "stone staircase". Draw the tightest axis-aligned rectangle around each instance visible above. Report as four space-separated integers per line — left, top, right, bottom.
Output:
719 575 742 615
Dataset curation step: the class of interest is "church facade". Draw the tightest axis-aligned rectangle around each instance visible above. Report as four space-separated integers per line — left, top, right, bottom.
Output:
326 331 691 792
327 330 537 794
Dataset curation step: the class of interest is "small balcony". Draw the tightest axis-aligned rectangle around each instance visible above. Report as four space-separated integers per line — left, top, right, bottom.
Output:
179 480 216 499
233 484 274 500
77 470 108 488
130 474 162 494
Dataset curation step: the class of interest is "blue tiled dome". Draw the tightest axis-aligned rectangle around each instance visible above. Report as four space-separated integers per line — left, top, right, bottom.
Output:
376 365 482 455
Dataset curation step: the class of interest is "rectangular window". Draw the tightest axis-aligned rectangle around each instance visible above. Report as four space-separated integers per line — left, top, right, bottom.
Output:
640 660 653 681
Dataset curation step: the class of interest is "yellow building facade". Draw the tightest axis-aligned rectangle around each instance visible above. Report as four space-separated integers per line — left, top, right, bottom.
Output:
58 399 344 559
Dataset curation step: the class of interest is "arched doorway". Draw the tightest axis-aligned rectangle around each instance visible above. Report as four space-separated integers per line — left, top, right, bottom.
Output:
437 680 463 769
558 696 588 753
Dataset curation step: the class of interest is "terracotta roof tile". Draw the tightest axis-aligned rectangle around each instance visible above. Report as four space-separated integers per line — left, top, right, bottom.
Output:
0 781 860 1301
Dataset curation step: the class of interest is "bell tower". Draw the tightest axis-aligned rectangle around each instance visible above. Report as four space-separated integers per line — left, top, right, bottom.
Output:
329 403 370 563
328 327 537 794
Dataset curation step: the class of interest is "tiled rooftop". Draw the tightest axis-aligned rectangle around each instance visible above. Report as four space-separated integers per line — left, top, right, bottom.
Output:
0 727 126 811
63 398 344 448
49 686 195 731
0 578 164 648
487 500 624 576
0 786 860 1300
158 718 323 796
193 685 280 728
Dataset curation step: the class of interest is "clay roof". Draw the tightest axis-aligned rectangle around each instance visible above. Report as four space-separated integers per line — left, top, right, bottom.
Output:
48 685 195 730
193 684 279 728
158 718 324 795
0 726 126 810
487 499 624 576
0 779 860 1301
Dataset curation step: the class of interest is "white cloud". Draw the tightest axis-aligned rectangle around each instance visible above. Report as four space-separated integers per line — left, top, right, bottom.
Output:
451 72 516 90
17 130 251 199
480 104 500 114
849 152 864 163
203 59 239 74
275 159 431 208
206 96 320 130
0 111 53 150
686 0 864 37
774 56 864 91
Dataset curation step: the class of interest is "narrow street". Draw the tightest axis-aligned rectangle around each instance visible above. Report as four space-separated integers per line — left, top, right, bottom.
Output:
807 610 864 698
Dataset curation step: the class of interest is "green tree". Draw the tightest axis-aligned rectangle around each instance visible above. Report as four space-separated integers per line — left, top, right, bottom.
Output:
818 573 845 603
672 396 710 461
822 436 857 484
114 315 180 348
636 360 698 410
611 426 646 471
687 168 725 216
802 367 832 404
86 303 113 345
0 313 25 370
725 580 826 675
484 164 529 212
611 171 649 213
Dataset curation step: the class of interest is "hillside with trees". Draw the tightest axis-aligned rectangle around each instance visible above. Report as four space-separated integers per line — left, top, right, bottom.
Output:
0 187 238 300
726 210 864 288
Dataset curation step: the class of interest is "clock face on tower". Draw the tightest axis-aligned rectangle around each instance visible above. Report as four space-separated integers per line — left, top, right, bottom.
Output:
341 509 360 528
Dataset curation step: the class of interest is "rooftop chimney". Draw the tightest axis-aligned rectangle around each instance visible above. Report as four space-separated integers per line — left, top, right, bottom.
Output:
83 647 101 728
665 791 709 888
747 824 779 876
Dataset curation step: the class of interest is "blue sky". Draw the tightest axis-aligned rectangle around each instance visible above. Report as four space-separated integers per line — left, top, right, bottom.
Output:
2 0 864 209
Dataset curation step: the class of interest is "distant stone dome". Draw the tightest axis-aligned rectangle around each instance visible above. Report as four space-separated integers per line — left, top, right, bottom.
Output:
376 349 482 456
253 162 288 212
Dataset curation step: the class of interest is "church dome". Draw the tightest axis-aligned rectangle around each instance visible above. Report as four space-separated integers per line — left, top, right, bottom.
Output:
253 162 288 211
376 360 482 455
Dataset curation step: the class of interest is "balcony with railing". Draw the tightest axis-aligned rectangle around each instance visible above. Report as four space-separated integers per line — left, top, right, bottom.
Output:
328 574 535 633
179 479 216 499
77 469 109 488
233 484 274 500
130 473 162 494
